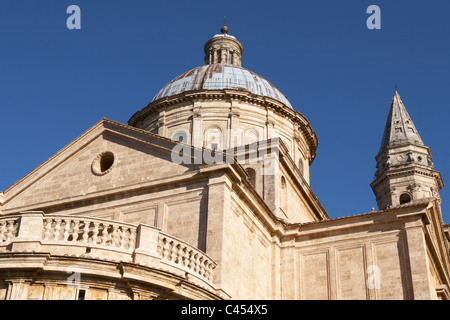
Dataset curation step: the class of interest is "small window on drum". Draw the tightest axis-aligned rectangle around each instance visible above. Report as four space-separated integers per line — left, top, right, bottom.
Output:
172 131 188 143
77 289 86 300
399 193 411 205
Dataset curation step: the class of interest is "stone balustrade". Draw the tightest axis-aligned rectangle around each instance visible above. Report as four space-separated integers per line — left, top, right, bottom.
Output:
0 212 216 285
0 217 19 244
42 216 137 251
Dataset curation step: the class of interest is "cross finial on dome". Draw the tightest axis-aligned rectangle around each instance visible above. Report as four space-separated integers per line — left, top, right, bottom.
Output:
221 17 228 34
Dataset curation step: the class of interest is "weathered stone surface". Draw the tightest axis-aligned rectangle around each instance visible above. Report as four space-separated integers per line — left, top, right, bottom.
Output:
0 28 449 301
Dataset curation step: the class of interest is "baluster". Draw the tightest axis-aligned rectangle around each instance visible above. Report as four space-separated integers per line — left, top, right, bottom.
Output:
164 239 171 260
109 225 116 247
70 220 80 242
0 222 6 242
168 240 176 261
63 219 70 241
6 220 15 242
162 238 170 260
111 224 120 247
128 229 136 250
206 262 214 281
100 223 108 245
182 248 190 268
170 241 178 262
110 225 119 247
91 222 99 244
82 221 89 243
175 244 183 264
43 219 52 240
53 219 61 241
199 256 205 277
188 251 195 271
119 227 127 249
194 253 200 274
203 261 210 280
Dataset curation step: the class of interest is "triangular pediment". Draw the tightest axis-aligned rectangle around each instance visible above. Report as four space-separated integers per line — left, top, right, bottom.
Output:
1 119 200 214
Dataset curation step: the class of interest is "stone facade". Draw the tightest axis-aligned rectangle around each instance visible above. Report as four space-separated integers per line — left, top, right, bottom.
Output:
0 27 449 300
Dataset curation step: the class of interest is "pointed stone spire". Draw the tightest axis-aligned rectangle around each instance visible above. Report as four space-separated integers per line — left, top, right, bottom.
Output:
371 90 443 210
378 90 424 153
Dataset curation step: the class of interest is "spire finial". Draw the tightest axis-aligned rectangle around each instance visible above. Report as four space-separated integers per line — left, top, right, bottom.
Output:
395 82 397 92
221 17 228 34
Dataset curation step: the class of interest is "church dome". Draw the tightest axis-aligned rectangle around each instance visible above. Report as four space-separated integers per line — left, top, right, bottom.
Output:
152 63 293 109
150 24 292 109
128 24 318 175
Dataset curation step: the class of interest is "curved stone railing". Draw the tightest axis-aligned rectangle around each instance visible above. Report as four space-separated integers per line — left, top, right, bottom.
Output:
42 216 137 251
0 212 216 285
158 233 216 282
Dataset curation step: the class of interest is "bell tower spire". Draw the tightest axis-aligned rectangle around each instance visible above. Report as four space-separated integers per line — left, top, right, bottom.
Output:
370 90 443 210
378 90 424 153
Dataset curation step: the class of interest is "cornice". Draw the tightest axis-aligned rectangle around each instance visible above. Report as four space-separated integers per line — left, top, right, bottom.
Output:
281 198 435 242
128 89 319 163
371 164 444 189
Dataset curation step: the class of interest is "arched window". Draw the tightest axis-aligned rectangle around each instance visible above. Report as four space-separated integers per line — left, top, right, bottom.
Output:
399 193 411 205
244 129 258 145
245 168 256 188
204 126 223 150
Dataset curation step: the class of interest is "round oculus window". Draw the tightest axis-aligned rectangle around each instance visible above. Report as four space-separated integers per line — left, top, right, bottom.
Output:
92 151 115 176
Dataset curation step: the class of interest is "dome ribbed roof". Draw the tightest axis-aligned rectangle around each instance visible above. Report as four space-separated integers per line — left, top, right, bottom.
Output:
152 63 292 109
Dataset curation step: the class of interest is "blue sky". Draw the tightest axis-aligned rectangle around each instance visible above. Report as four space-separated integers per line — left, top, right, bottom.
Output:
1 1 449 221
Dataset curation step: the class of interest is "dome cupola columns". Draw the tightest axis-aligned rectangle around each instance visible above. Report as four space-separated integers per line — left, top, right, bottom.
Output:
204 24 243 66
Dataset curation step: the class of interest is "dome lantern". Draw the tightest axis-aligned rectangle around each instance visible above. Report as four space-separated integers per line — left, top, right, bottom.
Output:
204 24 243 66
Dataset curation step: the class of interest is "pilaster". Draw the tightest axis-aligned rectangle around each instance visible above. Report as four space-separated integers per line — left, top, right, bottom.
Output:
192 101 203 148
402 213 435 299
201 167 233 294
